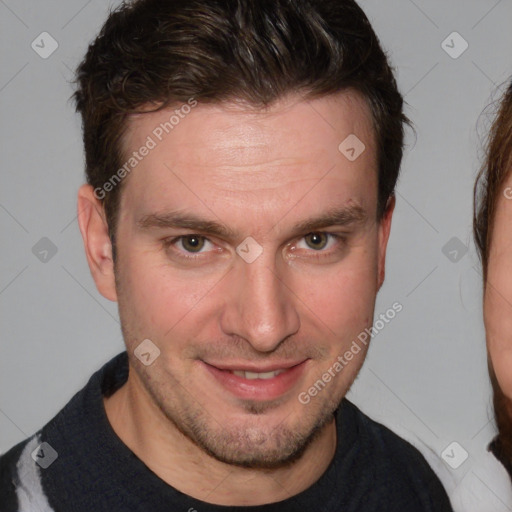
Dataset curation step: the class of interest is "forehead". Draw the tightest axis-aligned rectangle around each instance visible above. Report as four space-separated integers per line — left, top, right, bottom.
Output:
118 91 378 225
123 91 374 164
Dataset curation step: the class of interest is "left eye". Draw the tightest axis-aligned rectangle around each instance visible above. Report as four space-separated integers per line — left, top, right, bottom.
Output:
175 235 214 253
296 232 337 251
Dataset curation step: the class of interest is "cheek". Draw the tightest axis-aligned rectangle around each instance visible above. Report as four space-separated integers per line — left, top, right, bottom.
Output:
492 356 512 401
485 272 512 400
485 253 512 346
485 195 512 397
117 251 218 337
295 253 378 335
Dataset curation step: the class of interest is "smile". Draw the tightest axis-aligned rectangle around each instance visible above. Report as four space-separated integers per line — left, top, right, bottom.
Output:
201 361 308 401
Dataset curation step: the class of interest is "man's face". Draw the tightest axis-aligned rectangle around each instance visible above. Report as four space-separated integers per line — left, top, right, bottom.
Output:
102 91 392 468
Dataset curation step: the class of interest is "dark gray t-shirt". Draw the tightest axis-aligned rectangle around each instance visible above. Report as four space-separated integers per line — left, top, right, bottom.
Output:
0 352 453 511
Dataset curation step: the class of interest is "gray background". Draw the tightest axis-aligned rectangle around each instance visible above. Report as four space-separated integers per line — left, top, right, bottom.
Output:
1 0 512 508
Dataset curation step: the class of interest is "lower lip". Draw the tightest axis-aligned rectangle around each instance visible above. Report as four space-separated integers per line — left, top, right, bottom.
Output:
202 361 308 401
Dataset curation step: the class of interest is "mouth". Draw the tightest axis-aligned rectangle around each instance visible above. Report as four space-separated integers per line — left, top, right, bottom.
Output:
201 360 309 401
230 369 286 380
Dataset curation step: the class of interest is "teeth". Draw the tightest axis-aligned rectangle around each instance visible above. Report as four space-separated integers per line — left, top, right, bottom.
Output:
231 369 285 380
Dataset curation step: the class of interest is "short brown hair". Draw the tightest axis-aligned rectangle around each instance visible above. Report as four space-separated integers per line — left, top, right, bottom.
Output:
473 80 512 474
73 0 408 248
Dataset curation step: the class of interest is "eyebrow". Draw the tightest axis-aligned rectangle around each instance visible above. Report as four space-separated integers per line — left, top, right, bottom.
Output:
136 204 367 239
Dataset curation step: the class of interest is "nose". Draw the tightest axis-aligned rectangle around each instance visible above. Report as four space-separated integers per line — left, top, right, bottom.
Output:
219 252 300 353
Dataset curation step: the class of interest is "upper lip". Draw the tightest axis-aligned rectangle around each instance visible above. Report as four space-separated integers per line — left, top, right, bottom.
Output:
203 360 307 373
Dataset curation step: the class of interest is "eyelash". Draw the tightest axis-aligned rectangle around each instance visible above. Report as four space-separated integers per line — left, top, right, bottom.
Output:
162 232 347 261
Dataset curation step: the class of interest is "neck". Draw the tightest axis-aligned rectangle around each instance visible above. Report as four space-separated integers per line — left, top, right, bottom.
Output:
103 368 337 506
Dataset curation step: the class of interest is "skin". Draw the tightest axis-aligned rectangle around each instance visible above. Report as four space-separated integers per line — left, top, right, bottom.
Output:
77 90 394 506
485 172 512 399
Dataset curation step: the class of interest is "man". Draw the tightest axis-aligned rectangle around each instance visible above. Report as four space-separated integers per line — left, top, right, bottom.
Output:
0 0 453 510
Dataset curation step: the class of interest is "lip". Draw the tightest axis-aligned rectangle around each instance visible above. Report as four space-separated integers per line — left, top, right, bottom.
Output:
201 360 309 401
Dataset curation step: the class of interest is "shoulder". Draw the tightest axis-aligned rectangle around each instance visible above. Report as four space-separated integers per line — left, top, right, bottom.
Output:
0 353 127 512
0 437 26 511
339 400 453 510
0 432 55 512
343 400 438 475
344 400 430 462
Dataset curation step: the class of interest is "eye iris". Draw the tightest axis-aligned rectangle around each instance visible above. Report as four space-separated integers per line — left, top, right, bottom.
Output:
182 235 204 252
305 232 328 250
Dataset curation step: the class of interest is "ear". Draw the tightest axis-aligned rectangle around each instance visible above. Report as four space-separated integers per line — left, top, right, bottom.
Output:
376 195 395 290
77 184 118 302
